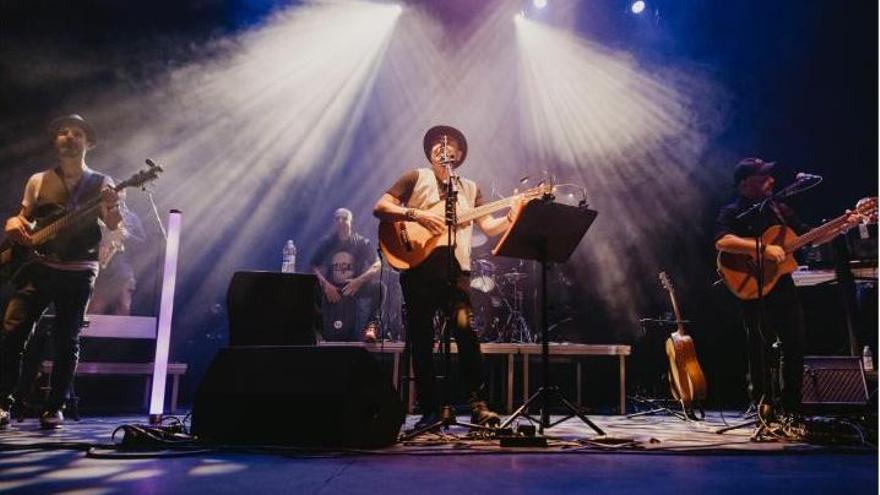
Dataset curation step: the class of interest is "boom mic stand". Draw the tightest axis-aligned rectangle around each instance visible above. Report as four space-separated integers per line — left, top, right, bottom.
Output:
715 176 817 437
401 138 495 440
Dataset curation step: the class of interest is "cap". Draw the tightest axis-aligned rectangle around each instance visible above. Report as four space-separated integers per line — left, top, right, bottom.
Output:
733 157 775 185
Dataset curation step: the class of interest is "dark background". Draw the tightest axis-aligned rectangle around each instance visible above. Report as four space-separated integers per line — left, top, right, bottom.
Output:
1 0 876 411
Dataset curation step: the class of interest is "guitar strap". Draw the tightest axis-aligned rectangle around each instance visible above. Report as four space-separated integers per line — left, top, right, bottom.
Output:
767 200 786 226
54 166 102 210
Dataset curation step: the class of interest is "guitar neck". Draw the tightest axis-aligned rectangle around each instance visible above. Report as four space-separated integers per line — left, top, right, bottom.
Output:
787 211 851 252
667 291 686 335
30 197 103 246
457 196 517 225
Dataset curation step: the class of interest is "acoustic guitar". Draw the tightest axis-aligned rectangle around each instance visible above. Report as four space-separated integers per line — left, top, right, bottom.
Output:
0 162 163 283
717 197 877 300
659 271 707 413
378 184 548 271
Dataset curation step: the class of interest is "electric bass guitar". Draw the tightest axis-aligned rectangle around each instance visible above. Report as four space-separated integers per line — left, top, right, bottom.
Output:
717 197 877 300
379 184 549 271
0 162 163 282
659 271 707 414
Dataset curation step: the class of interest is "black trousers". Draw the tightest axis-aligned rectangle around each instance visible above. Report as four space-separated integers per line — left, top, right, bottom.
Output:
1 263 96 410
399 249 483 413
740 276 806 413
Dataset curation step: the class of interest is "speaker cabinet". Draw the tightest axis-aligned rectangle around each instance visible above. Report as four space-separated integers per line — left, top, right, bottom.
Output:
226 271 319 346
801 356 869 411
192 346 404 448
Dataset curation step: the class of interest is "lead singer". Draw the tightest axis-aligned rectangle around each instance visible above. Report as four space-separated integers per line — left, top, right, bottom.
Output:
374 125 514 430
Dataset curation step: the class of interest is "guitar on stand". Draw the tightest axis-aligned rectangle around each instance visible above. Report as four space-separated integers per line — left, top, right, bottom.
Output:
659 271 707 419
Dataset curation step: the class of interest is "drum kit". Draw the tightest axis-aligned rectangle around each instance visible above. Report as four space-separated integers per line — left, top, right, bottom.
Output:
469 257 537 343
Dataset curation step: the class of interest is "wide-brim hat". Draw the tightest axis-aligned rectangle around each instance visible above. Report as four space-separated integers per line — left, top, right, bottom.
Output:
734 157 775 185
423 125 467 168
48 114 97 145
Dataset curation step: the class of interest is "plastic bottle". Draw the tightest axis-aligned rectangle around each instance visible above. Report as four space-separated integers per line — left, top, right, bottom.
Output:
281 240 296 273
862 345 873 372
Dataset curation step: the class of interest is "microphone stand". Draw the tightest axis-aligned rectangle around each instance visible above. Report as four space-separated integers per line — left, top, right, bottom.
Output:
716 176 816 437
401 140 494 440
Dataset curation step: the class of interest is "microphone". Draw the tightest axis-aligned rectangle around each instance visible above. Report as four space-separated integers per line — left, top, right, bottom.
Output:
795 172 822 181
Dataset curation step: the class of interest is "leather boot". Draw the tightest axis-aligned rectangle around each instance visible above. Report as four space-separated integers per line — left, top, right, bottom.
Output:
469 399 500 427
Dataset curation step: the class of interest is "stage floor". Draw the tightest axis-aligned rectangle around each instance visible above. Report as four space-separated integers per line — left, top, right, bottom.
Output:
1 412 876 494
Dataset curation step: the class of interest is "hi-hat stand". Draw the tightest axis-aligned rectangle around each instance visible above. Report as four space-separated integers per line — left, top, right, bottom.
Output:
493 197 603 436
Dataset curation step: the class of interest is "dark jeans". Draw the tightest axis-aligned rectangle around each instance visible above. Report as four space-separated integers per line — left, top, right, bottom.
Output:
400 249 483 413
1 263 96 410
740 276 806 414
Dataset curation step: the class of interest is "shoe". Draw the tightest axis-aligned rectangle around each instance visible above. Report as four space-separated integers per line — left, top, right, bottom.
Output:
411 412 440 431
39 409 64 430
0 406 9 430
469 400 501 427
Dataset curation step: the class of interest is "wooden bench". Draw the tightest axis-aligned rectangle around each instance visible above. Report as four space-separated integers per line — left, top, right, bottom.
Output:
316 341 631 414
40 361 189 413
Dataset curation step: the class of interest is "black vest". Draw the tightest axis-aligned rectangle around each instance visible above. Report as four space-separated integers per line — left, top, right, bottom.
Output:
35 170 107 263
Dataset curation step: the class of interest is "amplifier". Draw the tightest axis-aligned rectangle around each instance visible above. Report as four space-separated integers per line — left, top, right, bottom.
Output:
801 356 869 411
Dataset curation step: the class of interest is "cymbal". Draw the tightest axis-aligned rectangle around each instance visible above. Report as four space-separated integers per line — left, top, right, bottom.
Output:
471 231 487 248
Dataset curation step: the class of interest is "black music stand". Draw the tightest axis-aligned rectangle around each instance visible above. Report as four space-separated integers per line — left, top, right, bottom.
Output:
493 199 604 436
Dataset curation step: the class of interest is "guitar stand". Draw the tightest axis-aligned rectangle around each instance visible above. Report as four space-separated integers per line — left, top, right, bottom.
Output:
627 396 694 422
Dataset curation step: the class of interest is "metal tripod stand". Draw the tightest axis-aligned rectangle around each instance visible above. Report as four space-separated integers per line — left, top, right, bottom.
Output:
494 199 603 436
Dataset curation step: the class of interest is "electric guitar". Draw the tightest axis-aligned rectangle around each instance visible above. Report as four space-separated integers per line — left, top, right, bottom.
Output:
717 197 877 300
659 271 707 413
0 162 163 282
378 184 549 271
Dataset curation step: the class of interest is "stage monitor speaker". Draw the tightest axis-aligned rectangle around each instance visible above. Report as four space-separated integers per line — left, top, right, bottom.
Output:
227 271 319 346
801 356 869 412
191 346 404 448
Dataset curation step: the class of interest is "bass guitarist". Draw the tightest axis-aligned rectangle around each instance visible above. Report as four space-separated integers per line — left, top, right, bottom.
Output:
714 157 859 418
373 125 516 430
0 114 122 429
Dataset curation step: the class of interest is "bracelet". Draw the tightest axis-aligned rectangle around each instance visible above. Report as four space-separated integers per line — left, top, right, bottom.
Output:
405 208 417 220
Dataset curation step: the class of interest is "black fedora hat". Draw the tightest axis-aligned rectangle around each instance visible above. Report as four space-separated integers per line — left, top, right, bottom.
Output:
47 114 97 145
423 125 467 168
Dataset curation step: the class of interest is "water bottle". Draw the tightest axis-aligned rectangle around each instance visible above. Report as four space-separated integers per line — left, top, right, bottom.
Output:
281 240 296 273
862 345 873 372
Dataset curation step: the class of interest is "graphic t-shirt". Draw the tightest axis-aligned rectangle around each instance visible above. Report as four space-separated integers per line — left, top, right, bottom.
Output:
309 232 378 289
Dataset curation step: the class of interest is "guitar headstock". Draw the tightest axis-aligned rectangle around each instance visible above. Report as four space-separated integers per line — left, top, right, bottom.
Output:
116 160 164 191
855 197 878 224
658 271 673 292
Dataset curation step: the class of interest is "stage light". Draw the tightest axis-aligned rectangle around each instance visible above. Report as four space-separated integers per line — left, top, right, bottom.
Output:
533 0 547 9
631 1 646 14
514 13 724 324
